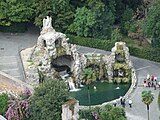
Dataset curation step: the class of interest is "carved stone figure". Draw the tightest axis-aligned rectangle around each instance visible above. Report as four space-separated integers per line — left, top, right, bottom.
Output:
43 16 52 29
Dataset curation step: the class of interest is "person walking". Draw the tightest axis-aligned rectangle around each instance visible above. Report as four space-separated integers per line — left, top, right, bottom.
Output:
120 96 123 105
148 81 151 87
128 99 133 108
154 79 157 90
151 75 154 87
143 79 147 87
151 75 154 81
113 100 117 107
147 74 150 81
122 98 126 108
158 81 160 88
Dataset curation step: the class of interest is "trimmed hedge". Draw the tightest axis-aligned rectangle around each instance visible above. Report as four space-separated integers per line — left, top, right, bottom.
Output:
68 34 160 62
129 47 160 62
67 34 115 51
0 22 27 33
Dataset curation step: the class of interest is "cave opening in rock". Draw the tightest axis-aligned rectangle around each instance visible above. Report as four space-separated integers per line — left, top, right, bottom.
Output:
43 39 47 47
51 55 74 78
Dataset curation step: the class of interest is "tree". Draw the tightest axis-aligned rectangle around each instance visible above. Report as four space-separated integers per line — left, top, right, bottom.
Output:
141 90 154 120
0 0 34 26
69 0 115 38
143 0 160 47
81 68 94 108
69 7 96 37
120 6 134 35
82 68 94 84
29 79 70 120
33 0 74 32
114 0 141 23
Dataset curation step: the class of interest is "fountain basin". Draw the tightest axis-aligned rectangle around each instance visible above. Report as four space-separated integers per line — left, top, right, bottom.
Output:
70 82 130 106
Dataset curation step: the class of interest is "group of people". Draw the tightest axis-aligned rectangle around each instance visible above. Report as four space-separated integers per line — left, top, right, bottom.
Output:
120 97 132 108
113 97 133 108
143 74 160 90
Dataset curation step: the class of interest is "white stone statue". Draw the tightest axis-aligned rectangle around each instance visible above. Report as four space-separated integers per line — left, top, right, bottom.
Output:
43 16 52 29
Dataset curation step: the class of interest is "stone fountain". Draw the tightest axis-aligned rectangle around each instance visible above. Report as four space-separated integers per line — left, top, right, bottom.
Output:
21 16 133 90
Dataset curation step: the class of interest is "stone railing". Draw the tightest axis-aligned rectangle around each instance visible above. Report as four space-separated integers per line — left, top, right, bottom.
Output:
123 68 137 99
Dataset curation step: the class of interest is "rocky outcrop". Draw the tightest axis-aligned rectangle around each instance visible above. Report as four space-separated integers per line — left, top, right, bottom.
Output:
21 16 133 86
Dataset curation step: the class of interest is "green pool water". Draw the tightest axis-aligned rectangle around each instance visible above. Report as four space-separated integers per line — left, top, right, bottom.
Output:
70 82 130 106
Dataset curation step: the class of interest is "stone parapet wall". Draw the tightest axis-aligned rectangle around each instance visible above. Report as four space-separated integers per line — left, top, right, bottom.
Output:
0 70 33 97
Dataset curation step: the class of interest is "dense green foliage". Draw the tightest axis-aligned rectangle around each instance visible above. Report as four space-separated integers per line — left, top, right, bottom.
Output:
68 6 97 37
143 0 160 47
120 6 134 35
0 93 8 115
114 0 141 23
141 90 154 107
29 79 69 120
0 0 34 26
33 0 74 32
69 0 115 38
0 0 143 37
79 104 126 120
0 0 33 32
81 68 94 84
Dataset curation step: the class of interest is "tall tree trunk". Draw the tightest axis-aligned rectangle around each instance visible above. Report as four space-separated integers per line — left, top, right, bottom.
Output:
147 104 149 120
87 85 91 109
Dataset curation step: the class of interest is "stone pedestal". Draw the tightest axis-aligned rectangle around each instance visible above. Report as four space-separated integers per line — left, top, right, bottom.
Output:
61 99 79 120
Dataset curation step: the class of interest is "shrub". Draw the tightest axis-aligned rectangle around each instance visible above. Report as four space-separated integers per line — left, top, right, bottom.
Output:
100 105 126 120
79 104 126 120
0 93 9 115
5 89 31 120
29 79 70 120
111 29 123 41
6 99 30 120
79 107 100 120
128 47 160 62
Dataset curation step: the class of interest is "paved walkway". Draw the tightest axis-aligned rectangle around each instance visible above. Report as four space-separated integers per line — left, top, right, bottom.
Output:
0 27 159 120
0 27 38 80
